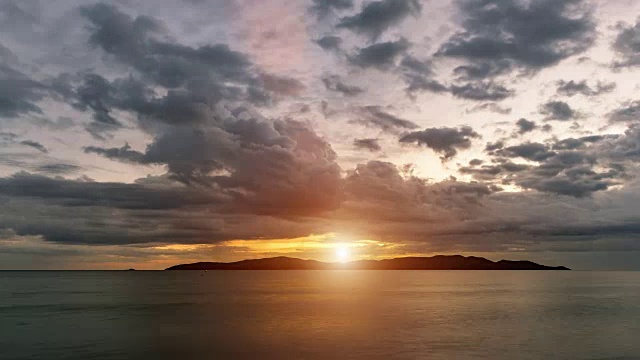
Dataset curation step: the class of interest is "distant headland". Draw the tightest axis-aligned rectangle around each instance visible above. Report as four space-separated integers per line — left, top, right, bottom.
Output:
166 255 570 271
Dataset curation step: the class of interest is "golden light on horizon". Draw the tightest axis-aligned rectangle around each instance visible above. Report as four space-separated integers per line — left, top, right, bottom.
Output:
335 245 351 263
143 232 402 264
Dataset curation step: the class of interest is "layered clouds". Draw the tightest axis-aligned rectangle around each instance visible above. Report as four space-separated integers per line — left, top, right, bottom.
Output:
2 0 640 269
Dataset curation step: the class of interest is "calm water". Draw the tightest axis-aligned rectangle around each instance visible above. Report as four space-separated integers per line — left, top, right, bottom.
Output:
1 271 639 360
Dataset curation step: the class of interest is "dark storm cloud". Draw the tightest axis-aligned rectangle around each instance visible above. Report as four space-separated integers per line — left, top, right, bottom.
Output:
552 135 615 150
73 3 277 138
449 82 513 101
322 75 365 96
460 161 530 181
66 3 347 218
463 131 635 198
258 73 306 97
315 35 343 52
399 126 480 160
497 142 555 161
612 18 640 68
19 140 47 153
403 79 513 102
609 101 640 123
452 60 511 81
403 76 448 96
540 101 578 121
603 126 640 162
0 179 226 245
351 105 418 132
79 3 164 67
517 175 612 198
353 138 381 151
341 161 498 229
309 0 354 19
438 0 595 74
399 55 433 76
34 164 82 175
337 0 422 40
556 80 616 97
72 73 125 138
485 140 505 152
463 153 617 197
0 61 47 118
84 143 146 163
0 131 17 141
0 172 220 210
515 118 536 135
82 115 344 216
397 55 449 96
348 38 410 69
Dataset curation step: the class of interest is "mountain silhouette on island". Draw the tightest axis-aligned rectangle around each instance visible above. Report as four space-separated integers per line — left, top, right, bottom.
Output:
166 255 570 270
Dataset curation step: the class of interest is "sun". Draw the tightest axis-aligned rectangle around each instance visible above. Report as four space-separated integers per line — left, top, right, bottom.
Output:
336 245 351 263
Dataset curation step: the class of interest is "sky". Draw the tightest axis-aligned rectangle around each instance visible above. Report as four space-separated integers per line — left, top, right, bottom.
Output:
1 0 640 270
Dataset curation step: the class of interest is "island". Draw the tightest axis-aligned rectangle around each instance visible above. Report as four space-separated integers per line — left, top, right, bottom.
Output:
166 255 570 270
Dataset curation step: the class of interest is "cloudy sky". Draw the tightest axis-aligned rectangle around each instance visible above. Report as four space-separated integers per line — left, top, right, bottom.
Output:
2 0 640 269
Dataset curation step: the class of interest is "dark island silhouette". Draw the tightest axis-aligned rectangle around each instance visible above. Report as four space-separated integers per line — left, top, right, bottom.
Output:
166 255 570 270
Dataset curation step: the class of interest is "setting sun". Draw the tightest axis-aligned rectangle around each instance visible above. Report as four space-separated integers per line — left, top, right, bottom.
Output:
336 246 351 263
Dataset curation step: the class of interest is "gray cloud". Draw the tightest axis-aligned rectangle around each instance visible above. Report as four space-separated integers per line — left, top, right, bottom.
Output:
399 126 480 160
0 60 47 118
322 75 365 96
466 103 512 115
540 101 578 121
348 38 410 69
353 138 381 151
34 164 82 175
0 131 17 141
398 55 449 96
310 0 354 19
453 60 512 81
72 74 125 139
438 0 595 74
84 143 146 163
449 82 513 101
81 114 344 216
315 35 343 52
73 3 275 138
399 55 433 76
485 140 505 152
351 105 418 133
464 132 633 198
258 73 306 97
460 161 530 181
497 142 556 161
19 140 47 153
556 80 616 97
612 18 640 68
553 135 615 150
609 101 640 123
337 0 422 40
515 118 536 135
0 172 220 211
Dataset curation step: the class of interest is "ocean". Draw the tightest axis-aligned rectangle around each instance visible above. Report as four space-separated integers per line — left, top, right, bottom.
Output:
1 271 639 359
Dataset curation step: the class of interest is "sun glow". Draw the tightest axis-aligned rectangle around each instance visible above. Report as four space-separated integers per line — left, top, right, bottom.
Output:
336 245 351 262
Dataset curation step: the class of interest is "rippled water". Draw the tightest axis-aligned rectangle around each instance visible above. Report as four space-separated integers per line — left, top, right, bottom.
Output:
1 271 639 359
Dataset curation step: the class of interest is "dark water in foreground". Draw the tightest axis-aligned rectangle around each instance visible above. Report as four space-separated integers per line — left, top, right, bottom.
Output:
1 271 639 360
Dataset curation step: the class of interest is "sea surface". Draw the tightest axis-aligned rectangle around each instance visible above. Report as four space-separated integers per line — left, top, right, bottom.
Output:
1 271 639 360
